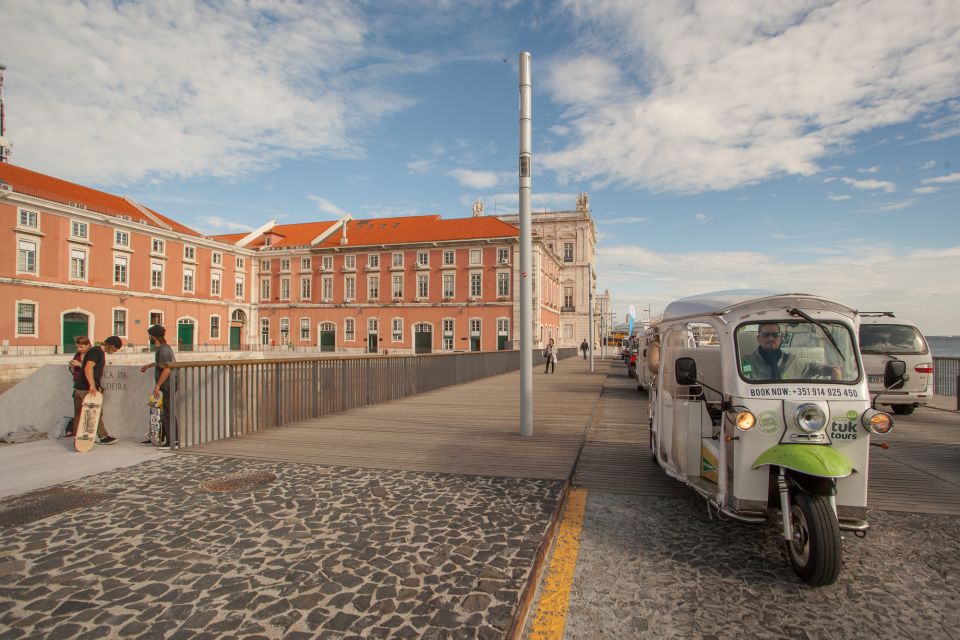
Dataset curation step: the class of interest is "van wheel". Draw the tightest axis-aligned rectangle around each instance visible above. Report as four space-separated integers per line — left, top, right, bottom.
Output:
891 405 915 415
787 493 841 586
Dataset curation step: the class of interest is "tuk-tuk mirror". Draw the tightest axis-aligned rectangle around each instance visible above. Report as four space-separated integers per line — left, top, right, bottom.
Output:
883 359 907 389
676 357 698 385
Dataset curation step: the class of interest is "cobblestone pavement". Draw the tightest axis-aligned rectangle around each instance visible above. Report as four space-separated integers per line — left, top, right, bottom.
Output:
562 491 960 640
0 456 563 639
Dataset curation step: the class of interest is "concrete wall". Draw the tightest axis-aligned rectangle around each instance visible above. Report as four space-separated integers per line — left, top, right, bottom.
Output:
0 365 155 442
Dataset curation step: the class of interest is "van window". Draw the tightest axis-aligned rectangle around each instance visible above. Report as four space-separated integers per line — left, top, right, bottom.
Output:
860 324 928 355
736 321 860 383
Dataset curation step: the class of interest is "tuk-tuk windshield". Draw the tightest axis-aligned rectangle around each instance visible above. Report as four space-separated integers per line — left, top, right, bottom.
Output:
736 320 860 383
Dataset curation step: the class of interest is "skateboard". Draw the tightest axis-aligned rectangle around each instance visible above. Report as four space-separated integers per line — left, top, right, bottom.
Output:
74 392 102 453
147 392 163 447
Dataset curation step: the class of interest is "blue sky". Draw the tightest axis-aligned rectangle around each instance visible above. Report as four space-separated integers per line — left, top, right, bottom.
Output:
2 0 959 334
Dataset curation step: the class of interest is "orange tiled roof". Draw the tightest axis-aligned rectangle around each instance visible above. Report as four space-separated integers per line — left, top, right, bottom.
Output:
0 163 201 237
211 220 339 249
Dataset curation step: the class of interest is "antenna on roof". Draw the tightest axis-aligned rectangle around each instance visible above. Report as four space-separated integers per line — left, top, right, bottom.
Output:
0 63 11 163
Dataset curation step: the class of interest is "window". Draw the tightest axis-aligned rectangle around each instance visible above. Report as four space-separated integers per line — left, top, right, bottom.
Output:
368 275 379 300
211 272 221 296
263 236 272 247
469 248 482 265
300 318 310 341
498 318 509 336
280 258 290 271
443 250 455 266
113 309 127 337
210 315 221 340
152 238 165 254
392 318 403 341
321 256 332 271
417 274 429 299
212 251 222 266
150 311 164 327
564 324 574 339
151 262 164 289
497 272 509 297
392 252 403 268
497 247 510 264
443 319 454 351
184 245 196 261
260 259 271 272
345 275 356 300
345 318 355 341
564 287 574 309
17 239 37 274
368 254 379 268
417 251 429 266
279 318 289 344
470 272 482 297
71 221 88 239
114 255 128 285
322 276 333 301
563 242 574 262
368 318 379 333
470 319 481 334
302 257 312 271
17 302 36 336
261 318 270 346
443 273 455 298
183 267 195 293
19 209 38 228
70 248 87 279
236 257 245 270
302 277 313 300
345 255 356 270
392 274 403 299
280 277 290 300
114 230 129 247
260 278 271 301
235 276 245 299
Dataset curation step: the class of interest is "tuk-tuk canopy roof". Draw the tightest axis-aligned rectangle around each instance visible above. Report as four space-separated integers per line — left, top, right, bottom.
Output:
660 290 857 323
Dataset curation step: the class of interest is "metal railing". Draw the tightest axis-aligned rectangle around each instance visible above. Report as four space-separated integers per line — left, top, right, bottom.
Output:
933 356 959 397
166 349 576 449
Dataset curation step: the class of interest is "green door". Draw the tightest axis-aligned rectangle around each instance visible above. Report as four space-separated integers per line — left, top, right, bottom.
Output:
470 337 480 352
229 326 242 351
414 328 432 354
368 333 378 353
498 335 508 350
62 312 89 352
178 322 195 352
320 331 335 352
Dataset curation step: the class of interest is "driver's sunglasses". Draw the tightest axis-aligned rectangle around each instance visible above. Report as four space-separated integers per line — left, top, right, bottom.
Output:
759 332 785 338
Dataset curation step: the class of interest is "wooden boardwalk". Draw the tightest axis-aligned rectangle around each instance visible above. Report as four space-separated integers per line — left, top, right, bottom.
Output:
182 355 610 479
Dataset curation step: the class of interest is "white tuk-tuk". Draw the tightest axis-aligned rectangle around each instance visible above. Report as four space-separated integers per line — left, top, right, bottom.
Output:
649 291 899 586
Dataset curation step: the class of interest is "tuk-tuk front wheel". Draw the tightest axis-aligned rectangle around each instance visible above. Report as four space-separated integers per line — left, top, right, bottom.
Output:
787 492 841 586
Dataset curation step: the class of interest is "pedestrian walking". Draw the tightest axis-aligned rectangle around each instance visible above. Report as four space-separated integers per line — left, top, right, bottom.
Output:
74 336 122 445
543 338 558 374
580 339 588 360
140 324 176 446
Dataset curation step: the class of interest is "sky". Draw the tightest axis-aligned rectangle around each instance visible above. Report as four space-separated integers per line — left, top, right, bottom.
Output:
1 0 959 334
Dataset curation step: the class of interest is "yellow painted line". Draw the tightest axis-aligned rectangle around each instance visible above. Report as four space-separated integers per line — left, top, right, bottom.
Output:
528 487 588 640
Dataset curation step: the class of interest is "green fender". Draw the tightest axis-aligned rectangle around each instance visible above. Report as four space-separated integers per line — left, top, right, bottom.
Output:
751 444 855 478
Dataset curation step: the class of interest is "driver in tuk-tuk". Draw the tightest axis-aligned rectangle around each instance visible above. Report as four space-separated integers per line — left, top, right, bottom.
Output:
741 323 842 381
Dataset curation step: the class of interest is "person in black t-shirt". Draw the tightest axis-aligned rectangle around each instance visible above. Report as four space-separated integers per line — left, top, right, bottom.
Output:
74 336 123 445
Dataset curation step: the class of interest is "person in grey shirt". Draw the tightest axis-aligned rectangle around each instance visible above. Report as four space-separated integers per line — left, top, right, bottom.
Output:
140 324 176 445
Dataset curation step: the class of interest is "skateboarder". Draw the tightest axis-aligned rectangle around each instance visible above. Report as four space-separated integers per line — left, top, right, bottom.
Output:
140 324 176 446
73 336 123 445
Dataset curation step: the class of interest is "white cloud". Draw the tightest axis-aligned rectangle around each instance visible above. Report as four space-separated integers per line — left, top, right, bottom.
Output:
487 192 580 214
856 199 916 213
448 169 504 189
922 172 960 184
597 243 960 334
841 177 896 192
544 0 960 193
693 212 712 223
4 1 415 184
307 196 348 217
827 193 851 200
406 160 434 175
604 216 651 224
921 160 938 170
859 165 881 173
198 216 253 233
913 186 940 194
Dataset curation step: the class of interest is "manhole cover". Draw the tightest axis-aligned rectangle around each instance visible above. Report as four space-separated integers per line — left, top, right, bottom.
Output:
200 470 277 493
0 487 109 527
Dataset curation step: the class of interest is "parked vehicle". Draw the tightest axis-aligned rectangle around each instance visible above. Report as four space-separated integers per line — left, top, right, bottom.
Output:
648 291 898 586
637 329 657 393
627 347 638 378
859 313 932 415
621 338 631 361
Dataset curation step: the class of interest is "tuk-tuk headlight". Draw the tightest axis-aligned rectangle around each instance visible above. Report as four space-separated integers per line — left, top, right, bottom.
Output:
735 410 756 431
796 404 827 433
862 409 894 435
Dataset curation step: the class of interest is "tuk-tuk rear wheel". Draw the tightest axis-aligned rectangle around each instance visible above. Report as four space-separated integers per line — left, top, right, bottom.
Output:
787 493 841 587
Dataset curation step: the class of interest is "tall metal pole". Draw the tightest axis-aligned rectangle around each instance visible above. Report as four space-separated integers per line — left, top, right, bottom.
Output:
0 63 10 163
519 52 533 437
588 290 594 372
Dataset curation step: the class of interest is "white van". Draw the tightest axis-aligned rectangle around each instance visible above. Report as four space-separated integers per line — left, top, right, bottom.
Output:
859 313 933 415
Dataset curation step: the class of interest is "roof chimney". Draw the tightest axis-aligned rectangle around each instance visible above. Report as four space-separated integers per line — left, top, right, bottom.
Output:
340 221 348 245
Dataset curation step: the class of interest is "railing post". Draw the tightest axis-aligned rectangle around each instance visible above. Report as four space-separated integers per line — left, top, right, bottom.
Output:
275 362 282 427
168 367 177 451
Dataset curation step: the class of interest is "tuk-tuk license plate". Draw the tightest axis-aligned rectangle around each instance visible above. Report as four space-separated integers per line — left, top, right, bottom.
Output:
868 375 882 384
